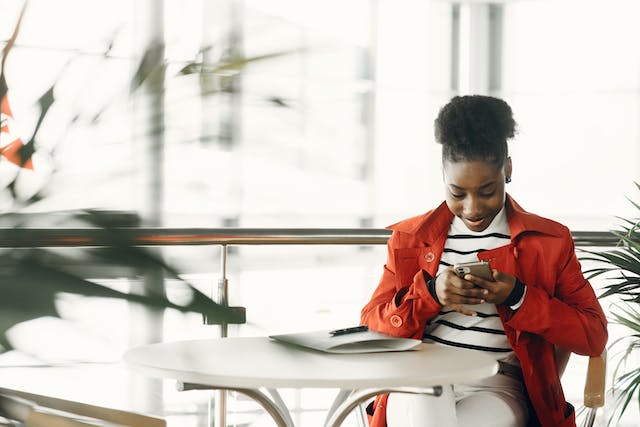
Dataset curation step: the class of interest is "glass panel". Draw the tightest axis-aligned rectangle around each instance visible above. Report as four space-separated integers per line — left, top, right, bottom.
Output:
502 0 640 230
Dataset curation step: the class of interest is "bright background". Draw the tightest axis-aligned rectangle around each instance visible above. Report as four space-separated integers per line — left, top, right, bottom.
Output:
0 1 638 426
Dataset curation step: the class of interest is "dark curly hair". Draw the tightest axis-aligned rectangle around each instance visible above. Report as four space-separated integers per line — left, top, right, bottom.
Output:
434 95 516 168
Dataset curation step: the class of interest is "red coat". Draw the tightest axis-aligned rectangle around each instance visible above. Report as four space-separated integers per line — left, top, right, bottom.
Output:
360 195 607 427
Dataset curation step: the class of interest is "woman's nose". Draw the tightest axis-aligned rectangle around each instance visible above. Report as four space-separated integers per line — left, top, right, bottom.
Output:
463 197 483 217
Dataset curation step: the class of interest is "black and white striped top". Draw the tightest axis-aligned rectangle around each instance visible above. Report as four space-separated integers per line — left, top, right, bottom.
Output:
423 206 519 365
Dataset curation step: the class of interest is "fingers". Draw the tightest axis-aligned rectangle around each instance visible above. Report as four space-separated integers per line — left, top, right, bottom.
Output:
492 269 510 283
436 268 518 308
443 287 486 305
462 272 495 288
435 269 488 306
463 270 516 304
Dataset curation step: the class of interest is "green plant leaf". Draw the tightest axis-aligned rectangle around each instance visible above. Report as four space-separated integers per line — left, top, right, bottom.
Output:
625 195 640 213
130 41 165 93
583 184 640 424
0 211 244 353
613 368 640 419
179 49 301 77
612 230 640 256
609 305 640 333
0 1 28 73
2 250 240 321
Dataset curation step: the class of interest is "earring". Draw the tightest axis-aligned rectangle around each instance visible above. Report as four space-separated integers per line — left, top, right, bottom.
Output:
506 177 512 184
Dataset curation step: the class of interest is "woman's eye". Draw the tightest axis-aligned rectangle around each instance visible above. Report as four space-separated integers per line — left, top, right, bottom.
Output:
451 193 465 199
480 192 495 198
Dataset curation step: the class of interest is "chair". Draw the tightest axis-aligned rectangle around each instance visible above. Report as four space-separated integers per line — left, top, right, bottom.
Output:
0 387 166 427
554 347 606 427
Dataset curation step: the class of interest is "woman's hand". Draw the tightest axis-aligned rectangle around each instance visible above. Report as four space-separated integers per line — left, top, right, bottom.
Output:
435 268 517 316
462 269 516 305
434 268 489 316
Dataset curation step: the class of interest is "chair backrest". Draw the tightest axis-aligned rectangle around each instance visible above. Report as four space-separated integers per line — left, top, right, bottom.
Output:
553 346 606 427
0 387 166 427
583 352 606 408
553 346 606 409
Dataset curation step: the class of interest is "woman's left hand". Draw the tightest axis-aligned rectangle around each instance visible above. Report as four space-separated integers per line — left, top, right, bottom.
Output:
463 270 516 305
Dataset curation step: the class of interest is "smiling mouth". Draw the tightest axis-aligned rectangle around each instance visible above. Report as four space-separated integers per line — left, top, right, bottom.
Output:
465 218 485 227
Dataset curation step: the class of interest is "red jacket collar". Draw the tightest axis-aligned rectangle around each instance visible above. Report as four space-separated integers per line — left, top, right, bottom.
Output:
387 194 563 244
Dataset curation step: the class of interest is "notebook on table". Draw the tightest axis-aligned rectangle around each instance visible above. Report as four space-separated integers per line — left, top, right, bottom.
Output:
269 326 422 354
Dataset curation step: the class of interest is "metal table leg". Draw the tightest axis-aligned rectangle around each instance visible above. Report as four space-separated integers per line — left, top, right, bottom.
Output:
266 388 295 427
178 382 294 427
325 389 353 424
179 382 443 427
323 386 443 427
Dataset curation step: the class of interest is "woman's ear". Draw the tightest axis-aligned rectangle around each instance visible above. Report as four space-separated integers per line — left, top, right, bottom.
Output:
505 156 513 183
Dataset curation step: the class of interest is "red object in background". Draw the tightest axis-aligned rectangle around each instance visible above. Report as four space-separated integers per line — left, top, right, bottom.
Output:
0 94 33 170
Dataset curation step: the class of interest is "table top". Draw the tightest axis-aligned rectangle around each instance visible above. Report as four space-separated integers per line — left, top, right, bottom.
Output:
124 337 498 389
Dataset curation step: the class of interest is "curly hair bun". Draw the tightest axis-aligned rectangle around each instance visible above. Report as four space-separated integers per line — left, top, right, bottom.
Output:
435 95 516 166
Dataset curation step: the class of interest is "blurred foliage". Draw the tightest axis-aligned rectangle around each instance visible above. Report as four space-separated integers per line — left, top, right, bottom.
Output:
0 2 292 354
580 182 640 425
0 209 245 353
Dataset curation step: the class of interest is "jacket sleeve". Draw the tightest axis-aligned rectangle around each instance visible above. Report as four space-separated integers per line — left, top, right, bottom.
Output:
506 228 608 356
360 231 442 339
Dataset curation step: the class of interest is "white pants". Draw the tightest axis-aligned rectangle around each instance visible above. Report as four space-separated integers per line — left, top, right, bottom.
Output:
386 374 529 427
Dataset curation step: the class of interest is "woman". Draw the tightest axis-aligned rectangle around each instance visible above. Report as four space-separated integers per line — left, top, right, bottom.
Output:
360 95 607 427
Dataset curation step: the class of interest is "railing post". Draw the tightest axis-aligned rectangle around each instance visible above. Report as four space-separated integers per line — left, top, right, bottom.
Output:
218 244 229 338
214 244 229 427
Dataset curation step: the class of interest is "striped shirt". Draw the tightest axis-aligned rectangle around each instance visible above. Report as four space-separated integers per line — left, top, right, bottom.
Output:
423 205 519 365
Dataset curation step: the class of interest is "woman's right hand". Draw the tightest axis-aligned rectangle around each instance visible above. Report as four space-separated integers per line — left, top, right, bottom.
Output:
434 267 489 316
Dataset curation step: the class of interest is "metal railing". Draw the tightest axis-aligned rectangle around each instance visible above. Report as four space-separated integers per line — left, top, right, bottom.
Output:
0 228 620 247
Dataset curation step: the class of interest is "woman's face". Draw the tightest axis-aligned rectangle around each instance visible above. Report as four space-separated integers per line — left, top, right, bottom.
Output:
443 158 511 232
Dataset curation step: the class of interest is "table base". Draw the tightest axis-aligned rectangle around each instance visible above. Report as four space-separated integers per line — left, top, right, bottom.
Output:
178 381 442 427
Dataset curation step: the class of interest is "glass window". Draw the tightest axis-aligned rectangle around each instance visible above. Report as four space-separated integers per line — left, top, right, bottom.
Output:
501 0 640 230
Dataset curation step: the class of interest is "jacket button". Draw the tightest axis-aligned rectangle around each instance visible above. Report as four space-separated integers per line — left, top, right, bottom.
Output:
425 252 435 262
390 315 403 328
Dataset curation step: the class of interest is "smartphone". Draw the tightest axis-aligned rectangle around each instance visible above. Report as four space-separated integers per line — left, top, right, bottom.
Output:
453 260 494 281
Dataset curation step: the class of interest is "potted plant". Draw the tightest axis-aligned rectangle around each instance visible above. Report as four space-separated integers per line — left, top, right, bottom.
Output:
580 182 640 425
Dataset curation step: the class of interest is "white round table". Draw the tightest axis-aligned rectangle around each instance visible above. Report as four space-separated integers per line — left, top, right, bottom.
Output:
124 337 498 426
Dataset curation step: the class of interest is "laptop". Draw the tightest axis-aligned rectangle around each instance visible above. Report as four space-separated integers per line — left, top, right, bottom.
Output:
269 326 422 354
